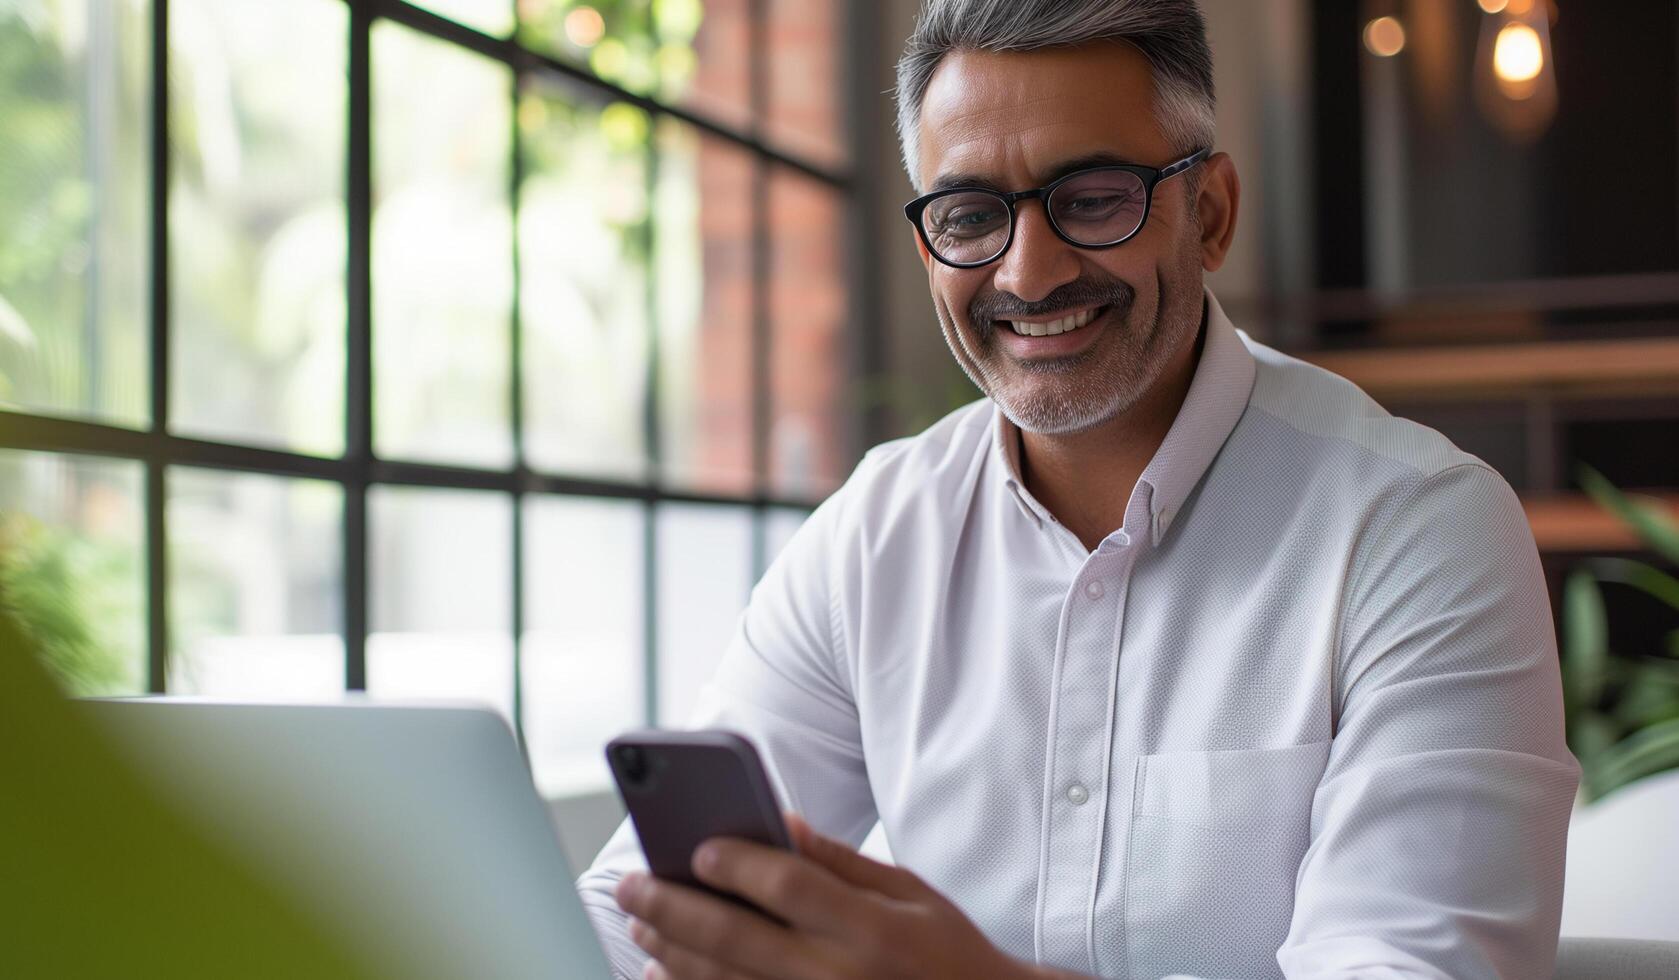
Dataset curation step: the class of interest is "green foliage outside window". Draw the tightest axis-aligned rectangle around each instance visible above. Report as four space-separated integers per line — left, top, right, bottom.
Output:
0 0 149 425
0 511 140 695
519 0 704 101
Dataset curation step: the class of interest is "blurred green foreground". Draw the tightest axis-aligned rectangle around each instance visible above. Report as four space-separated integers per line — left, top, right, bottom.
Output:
0 601 383 979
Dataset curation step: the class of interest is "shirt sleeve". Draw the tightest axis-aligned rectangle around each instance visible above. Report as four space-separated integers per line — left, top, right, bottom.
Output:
1272 462 1581 979
574 468 878 980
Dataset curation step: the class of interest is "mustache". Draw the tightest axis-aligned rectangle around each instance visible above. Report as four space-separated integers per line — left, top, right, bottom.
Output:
968 278 1136 332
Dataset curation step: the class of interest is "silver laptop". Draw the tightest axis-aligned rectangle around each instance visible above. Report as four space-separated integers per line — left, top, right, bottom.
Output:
82 698 616 980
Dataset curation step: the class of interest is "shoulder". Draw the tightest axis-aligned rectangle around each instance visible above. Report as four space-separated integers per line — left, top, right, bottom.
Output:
836 398 995 506
1229 333 1530 566
787 398 997 567
1239 333 1481 483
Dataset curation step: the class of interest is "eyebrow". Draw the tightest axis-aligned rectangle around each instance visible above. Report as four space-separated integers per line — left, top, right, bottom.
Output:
928 152 1141 193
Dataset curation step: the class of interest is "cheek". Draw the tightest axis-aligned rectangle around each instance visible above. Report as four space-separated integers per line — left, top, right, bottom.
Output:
932 270 980 331
934 295 972 361
1091 250 1150 288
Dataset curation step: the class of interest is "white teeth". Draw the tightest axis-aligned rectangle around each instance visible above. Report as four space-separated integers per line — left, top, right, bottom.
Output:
1009 306 1101 337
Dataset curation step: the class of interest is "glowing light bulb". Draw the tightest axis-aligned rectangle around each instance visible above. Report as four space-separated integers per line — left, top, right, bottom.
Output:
1364 16 1406 58
1475 0 1557 139
1478 0 1509 11
1493 22 1544 85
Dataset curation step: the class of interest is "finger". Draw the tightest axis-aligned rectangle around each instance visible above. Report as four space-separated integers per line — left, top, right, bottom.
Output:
616 873 822 980
627 919 756 980
690 837 887 944
784 813 925 902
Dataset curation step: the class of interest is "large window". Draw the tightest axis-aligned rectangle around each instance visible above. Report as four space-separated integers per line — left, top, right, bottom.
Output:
0 0 855 795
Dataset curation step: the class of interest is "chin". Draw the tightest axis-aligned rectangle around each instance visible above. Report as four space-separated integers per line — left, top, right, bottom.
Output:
993 382 1141 436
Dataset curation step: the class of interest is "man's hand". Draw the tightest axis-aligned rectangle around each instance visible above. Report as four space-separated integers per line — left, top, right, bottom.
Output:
614 812 1052 980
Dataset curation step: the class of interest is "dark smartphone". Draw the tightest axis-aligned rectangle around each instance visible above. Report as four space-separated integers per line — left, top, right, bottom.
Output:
605 729 793 909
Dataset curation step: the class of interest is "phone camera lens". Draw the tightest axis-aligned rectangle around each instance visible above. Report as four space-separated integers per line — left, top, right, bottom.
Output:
616 745 649 785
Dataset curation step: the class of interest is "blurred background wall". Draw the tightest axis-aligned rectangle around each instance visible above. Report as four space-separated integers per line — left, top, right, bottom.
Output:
3 0 1677 940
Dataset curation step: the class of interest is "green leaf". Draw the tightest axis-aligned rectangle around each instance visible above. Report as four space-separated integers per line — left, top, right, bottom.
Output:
1562 569 1609 712
1587 717 1679 803
1569 710 1621 771
1590 557 1679 615
1611 665 1679 728
1578 465 1679 566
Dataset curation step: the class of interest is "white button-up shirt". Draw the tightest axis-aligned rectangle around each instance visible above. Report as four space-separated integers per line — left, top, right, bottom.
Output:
579 291 1580 980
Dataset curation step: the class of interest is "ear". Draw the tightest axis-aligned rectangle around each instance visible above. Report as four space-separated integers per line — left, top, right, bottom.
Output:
1194 152 1240 274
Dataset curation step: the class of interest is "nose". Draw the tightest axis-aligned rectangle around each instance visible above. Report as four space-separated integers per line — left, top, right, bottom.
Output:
990 198 1081 304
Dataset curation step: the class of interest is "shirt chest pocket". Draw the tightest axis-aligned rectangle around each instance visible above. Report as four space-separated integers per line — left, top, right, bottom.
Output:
1120 740 1331 980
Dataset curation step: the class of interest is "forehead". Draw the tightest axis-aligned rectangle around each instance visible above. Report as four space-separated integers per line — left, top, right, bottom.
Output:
916 41 1170 189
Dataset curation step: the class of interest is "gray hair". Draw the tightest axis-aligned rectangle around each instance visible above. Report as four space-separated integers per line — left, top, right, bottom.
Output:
894 0 1217 191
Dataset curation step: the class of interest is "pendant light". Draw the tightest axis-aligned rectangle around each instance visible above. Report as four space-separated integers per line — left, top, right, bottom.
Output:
1474 0 1559 142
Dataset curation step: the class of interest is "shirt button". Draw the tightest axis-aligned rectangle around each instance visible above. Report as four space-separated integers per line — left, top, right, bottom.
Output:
1066 782 1089 805
1084 580 1105 600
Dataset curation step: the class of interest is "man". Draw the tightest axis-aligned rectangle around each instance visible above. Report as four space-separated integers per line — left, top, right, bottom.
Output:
580 2 1580 977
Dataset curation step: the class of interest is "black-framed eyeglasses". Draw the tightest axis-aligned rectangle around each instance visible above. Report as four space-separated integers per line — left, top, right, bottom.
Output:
903 148 1211 269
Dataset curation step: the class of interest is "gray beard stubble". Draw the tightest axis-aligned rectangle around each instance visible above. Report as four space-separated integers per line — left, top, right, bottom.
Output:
943 273 1185 435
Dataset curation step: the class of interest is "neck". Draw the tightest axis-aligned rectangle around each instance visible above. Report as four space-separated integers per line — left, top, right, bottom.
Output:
1019 303 1206 551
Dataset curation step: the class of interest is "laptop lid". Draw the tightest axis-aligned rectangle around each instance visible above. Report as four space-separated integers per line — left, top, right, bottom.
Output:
80 699 615 980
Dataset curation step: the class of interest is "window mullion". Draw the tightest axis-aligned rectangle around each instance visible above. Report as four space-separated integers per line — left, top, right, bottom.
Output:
510 66 527 750
345 0 374 691
748 0 771 584
146 0 170 693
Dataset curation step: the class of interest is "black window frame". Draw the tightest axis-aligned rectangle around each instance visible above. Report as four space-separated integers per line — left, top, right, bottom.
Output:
0 0 868 749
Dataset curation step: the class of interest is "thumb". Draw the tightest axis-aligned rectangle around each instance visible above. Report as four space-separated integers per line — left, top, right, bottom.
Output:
785 812 924 901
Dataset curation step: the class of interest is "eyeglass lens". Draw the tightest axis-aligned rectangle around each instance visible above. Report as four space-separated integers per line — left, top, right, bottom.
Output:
922 169 1149 265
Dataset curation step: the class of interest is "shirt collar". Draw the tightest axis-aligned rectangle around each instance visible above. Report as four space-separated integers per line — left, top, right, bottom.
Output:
989 288 1257 546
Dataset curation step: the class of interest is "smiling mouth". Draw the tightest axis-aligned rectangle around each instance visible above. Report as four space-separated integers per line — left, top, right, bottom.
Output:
1001 304 1107 338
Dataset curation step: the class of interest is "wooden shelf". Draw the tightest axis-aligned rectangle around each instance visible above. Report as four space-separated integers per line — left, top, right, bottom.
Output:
1302 337 1679 400
1524 494 1679 553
